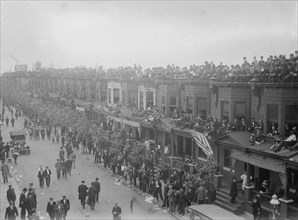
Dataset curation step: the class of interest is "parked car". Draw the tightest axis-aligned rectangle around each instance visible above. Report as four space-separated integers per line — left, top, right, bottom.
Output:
10 130 30 155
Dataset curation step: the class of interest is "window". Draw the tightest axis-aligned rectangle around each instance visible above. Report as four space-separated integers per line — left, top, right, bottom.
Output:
185 138 192 156
113 88 120 104
177 135 184 156
234 101 246 120
197 97 207 120
108 88 111 103
186 96 193 114
162 96 166 105
285 105 298 136
170 96 177 106
101 88 107 102
169 96 177 113
223 149 231 169
139 91 144 108
221 101 230 121
161 96 166 112
146 91 154 108
267 104 279 134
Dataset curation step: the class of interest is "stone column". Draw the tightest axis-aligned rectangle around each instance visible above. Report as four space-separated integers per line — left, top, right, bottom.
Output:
87 80 91 100
144 90 147 110
279 198 294 220
111 88 114 104
243 185 255 212
183 136 186 161
78 80 82 98
153 89 156 106
137 89 140 108
246 163 251 186
214 174 223 190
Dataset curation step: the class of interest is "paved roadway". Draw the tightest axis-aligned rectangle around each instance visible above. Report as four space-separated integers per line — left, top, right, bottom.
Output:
0 104 175 220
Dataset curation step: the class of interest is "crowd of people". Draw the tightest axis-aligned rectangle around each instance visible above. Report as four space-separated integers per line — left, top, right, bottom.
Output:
5 52 298 83
0 102 116 220
1 95 219 218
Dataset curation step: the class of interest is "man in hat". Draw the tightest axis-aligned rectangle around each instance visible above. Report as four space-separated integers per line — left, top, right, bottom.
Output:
61 159 67 179
65 157 72 175
284 130 297 148
19 188 27 220
7 185 16 205
1 160 10 183
28 183 37 209
44 166 52 187
78 181 88 209
87 183 96 210
60 195 70 220
168 184 175 213
5 116 9 127
112 203 121 220
55 159 62 180
92 177 101 203
37 166 45 188
229 176 238 204
46 197 56 220
26 193 36 217
5 200 18 220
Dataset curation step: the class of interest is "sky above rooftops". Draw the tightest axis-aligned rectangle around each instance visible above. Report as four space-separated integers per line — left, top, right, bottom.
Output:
1 1 297 73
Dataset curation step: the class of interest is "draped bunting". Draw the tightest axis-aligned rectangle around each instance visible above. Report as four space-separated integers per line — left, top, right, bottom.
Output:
191 130 213 157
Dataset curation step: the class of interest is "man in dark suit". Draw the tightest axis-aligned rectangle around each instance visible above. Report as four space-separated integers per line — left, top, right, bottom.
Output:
5 201 18 220
230 176 238 204
92 177 101 203
46 197 56 220
65 157 72 175
154 178 163 202
19 188 27 220
61 159 67 179
60 195 70 220
112 203 121 220
87 183 97 210
37 166 45 188
55 159 61 180
78 181 88 209
7 185 16 205
44 166 52 187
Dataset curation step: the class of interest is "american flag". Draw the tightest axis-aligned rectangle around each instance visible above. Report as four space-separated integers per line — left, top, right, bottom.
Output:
152 119 172 133
191 130 213 157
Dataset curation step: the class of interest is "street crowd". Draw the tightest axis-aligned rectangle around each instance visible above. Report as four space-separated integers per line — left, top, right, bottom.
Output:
0 102 125 220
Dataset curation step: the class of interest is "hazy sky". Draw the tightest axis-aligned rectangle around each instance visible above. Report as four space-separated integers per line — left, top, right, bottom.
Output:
1 1 297 73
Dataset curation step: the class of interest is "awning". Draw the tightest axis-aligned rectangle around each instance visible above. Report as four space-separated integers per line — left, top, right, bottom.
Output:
231 149 286 174
122 118 140 128
109 116 140 128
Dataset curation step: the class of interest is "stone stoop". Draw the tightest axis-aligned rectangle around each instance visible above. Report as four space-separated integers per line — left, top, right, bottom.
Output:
214 188 244 215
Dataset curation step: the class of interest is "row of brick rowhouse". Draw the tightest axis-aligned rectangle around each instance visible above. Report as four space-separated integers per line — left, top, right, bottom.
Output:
3 73 298 219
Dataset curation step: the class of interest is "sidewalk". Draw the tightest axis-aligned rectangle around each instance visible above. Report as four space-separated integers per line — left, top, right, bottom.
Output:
0 104 23 217
81 152 254 220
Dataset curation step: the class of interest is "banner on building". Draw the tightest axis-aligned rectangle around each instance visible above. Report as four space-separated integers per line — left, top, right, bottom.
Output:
152 119 172 133
191 130 213 157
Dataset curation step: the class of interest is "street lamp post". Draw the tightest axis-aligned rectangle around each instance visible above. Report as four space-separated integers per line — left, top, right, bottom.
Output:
270 194 280 220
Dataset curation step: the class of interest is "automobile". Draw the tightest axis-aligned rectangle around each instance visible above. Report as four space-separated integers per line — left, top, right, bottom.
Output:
188 204 245 220
10 130 30 155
